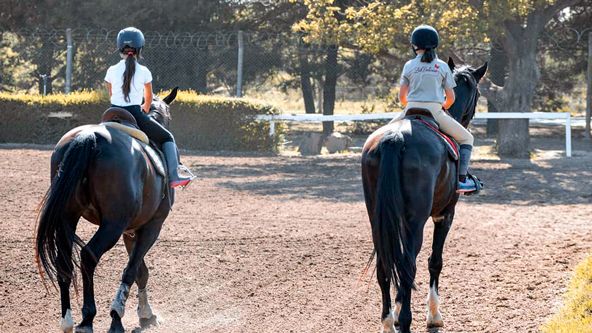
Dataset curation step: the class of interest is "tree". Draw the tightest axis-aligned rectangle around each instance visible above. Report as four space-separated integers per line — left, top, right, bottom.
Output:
296 0 586 157
474 0 585 157
293 0 484 134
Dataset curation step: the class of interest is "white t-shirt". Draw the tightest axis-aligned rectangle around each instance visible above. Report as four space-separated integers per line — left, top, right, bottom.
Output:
104 60 153 106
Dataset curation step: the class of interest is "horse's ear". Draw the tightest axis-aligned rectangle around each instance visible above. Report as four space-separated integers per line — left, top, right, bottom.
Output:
447 57 455 71
473 62 488 82
163 87 179 105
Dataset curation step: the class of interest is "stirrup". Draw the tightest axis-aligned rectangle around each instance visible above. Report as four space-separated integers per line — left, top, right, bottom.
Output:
456 173 483 195
170 165 196 189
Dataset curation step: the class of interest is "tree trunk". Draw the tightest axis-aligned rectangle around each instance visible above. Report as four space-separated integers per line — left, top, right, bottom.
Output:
486 41 508 137
497 46 539 158
315 79 323 114
322 45 339 136
298 45 316 114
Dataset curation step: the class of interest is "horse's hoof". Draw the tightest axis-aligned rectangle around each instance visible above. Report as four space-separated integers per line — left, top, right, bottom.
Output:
381 311 397 333
139 315 159 328
74 325 93 333
60 309 74 333
426 311 444 328
108 311 125 333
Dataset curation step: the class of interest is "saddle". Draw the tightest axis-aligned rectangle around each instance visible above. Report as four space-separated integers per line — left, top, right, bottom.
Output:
100 107 166 178
404 108 459 161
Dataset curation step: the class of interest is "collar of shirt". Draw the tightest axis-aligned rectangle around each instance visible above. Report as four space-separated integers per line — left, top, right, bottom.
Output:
415 53 439 60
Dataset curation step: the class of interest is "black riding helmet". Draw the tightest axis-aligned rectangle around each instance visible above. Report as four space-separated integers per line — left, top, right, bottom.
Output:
410 25 439 50
116 27 145 53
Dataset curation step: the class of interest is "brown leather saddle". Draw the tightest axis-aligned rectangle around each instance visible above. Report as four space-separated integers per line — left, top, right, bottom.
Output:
101 107 140 129
100 107 166 178
404 108 459 161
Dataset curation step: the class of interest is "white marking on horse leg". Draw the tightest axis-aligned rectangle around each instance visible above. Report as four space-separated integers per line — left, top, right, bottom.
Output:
381 310 396 333
60 309 74 333
110 283 130 318
432 215 445 223
137 287 155 319
426 285 443 327
393 302 401 325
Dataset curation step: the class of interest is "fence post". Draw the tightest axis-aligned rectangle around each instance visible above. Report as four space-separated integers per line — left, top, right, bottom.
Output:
236 30 244 98
65 28 73 94
586 31 592 138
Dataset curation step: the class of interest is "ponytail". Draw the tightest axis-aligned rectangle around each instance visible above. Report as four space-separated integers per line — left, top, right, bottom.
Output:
122 50 136 103
421 48 436 63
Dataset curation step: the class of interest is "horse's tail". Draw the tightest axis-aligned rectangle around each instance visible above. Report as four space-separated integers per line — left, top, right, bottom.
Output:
372 133 415 291
36 132 95 287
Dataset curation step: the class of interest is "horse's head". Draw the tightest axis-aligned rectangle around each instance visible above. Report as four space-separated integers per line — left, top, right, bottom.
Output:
446 58 487 128
148 87 178 129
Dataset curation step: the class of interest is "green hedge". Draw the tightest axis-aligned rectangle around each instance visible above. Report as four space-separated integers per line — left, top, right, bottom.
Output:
0 90 282 152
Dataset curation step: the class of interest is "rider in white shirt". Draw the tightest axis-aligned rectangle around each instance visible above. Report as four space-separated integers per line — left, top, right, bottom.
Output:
105 27 192 188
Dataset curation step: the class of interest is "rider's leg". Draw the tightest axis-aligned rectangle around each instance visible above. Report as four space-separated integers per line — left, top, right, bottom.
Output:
120 105 192 188
429 107 474 179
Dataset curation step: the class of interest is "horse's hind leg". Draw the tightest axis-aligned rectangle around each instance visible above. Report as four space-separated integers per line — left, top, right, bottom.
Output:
109 219 164 333
122 234 158 328
57 217 80 333
377 258 396 333
426 211 453 328
76 223 126 333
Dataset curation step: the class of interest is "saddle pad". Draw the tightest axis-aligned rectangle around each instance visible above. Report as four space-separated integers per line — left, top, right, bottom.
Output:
416 118 459 161
103 122 149 144
142 144 166 178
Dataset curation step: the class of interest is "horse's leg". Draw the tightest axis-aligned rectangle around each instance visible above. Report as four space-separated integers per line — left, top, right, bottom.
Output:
122 234 159 328
57 217 80 333
109 219 164 333
376 258 396 333
426 210 454 328
397 218 427 333
76 223 126 333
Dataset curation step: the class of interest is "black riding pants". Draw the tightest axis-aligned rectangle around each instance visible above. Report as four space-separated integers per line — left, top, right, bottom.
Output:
112 105 174 144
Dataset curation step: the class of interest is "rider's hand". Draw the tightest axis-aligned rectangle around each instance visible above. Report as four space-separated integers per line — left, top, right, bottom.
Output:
141 104 149 113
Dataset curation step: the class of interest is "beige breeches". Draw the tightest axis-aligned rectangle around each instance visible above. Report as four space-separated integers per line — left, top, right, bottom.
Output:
391 102 474 146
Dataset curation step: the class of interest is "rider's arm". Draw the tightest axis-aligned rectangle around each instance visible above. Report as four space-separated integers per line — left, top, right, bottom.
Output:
443 87 455 110
105 82 112 97
399 83 409 107
142 82 153 114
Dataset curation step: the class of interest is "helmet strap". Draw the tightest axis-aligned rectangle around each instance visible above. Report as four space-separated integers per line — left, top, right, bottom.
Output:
411 46 418 55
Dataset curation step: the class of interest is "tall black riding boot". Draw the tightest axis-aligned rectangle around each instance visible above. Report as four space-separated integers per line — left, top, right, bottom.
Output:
457 144 476 193
162 141 192 188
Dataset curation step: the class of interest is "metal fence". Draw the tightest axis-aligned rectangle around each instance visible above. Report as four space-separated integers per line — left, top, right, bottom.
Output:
0 29 334 95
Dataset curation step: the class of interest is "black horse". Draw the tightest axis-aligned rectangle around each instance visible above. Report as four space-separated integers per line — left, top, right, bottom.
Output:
361 59 487 333
36 88 180 333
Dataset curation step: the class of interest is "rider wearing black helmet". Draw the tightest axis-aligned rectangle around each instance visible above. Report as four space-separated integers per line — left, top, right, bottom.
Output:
395 25 477 193
105 27 192 188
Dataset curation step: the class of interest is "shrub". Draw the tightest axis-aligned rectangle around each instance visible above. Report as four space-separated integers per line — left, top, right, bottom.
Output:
0 90 282 152
541 255 592 333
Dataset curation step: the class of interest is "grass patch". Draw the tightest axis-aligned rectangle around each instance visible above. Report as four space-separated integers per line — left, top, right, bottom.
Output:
542 255 592 333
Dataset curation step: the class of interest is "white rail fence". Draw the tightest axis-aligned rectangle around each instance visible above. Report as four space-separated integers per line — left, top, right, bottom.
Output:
256 112 572 157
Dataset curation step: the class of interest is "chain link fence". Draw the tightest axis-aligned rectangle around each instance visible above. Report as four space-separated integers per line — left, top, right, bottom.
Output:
0 29 327 95
1 29 408 108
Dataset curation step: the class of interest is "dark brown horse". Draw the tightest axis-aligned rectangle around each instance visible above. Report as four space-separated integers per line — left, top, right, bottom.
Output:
361 59 487 333
36 88 180 333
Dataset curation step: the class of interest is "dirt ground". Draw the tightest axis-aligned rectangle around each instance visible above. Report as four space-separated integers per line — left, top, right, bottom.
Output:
1 126 592 333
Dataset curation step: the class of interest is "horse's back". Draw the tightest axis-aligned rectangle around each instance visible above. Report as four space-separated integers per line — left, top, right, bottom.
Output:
53 125 166 229
362 119 456 216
